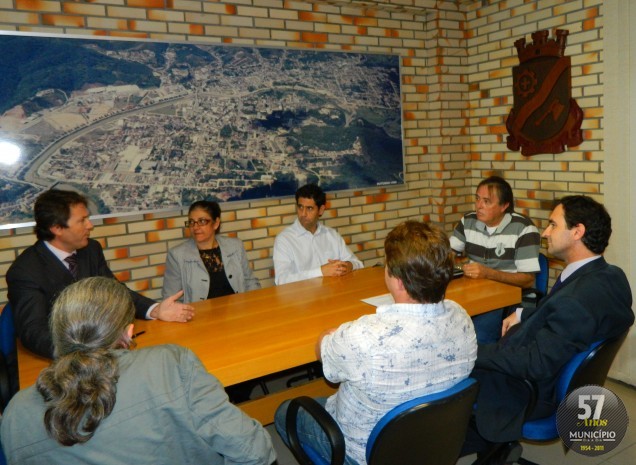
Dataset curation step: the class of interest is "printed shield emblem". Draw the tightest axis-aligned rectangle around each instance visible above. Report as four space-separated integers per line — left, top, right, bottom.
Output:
506 30 583 156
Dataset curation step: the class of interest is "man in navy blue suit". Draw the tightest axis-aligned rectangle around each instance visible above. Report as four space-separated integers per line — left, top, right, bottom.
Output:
7 189 195 358
463 195 634 459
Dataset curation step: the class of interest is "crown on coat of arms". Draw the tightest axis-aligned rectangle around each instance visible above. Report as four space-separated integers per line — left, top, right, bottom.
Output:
514 29 569 63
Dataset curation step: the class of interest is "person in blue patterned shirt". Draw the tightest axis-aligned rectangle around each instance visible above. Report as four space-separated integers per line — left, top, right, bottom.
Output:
275 221 477 465
450 176 540 344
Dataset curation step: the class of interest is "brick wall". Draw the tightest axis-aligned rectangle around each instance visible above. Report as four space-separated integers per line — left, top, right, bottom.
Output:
461 0 604 281
0 0 603 303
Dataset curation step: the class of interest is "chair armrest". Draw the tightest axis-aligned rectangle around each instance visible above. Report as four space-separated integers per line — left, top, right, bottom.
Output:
285 396 346 465
521 287 544 307
521 379 538 420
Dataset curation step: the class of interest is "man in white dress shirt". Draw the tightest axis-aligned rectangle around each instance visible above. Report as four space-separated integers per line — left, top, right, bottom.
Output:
273 184 363 285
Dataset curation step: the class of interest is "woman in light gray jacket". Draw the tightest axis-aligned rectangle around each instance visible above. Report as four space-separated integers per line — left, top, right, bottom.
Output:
162 200 260 302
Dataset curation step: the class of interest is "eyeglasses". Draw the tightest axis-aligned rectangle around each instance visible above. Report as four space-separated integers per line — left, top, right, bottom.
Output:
184 218 212 227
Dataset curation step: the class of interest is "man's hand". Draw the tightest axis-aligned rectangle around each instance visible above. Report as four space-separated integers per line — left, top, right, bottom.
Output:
151 290 195 323
321 259 353 277
462 262 489 279
501 312 520 337
462 261 535 288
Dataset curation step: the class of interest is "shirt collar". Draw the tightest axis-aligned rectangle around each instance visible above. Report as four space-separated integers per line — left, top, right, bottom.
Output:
376 301 447 317
475 212 512 234
44 241 76 262
561 255 602 282
292 218 323 236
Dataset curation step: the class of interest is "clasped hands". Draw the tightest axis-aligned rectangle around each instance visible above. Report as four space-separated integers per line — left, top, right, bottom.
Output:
321 259 353 277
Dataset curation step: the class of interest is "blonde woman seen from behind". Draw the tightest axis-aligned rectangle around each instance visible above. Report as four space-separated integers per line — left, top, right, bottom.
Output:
0 277 276 465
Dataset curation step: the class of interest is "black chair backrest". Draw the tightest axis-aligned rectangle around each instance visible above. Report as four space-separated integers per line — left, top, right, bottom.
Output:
568 331 629 395
368 380 479 465
286 396 345 465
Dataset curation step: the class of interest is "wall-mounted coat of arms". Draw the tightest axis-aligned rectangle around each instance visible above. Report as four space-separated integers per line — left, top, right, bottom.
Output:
506 29 583 156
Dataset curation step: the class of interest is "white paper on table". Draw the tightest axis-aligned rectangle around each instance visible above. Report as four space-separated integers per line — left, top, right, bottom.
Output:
361 293 395 307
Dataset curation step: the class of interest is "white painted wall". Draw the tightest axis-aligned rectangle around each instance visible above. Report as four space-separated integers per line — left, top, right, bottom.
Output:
603 0 635 385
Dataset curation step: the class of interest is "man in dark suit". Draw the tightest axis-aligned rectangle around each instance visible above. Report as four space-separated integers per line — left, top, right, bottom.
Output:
6 190 195 359
463 195 634 459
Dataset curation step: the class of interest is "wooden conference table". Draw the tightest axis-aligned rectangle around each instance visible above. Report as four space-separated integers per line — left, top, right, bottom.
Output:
18 266 520 425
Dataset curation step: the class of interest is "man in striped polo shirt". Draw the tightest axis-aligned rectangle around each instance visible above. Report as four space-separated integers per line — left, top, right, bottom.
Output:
450 176 541 344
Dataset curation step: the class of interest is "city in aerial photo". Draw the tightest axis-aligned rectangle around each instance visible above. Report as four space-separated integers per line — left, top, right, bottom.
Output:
0 34 403 225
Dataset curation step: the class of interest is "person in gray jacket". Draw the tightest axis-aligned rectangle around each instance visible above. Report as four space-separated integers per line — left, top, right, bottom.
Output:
162 200 260 302
0 277 276 465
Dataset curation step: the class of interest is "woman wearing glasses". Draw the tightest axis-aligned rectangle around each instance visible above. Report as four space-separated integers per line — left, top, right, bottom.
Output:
162 200 260 303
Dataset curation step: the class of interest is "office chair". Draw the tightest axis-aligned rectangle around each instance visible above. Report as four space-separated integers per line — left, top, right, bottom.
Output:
0 303 18 413
474 330 629 465
522 253 548 307
285 377 479 465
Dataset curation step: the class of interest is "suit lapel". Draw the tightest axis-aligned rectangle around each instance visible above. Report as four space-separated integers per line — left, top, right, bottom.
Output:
75 245 90 279
540 257 607 304
34 241 75 285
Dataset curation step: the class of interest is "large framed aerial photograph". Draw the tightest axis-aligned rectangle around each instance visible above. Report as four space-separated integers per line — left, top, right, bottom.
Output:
0 33 404 226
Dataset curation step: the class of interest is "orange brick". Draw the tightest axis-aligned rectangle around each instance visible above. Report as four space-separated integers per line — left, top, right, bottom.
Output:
354 17 377 27
357 26 367 35
226 4 237 15
251 217 280 228
189 23 204 35
16 0 59 12
415 85 429 93
113 248 129 259
165 217 185 229
299 11 326 22
114 270 131 282
129 279 150 291
63 2 105 16
404 111 415 120
365 193 390 204
109 31 149 38
129 219 166 234
340 15 354 24
583 19 595 31
301 32 328 43
489 69 507 79
222 37 233 43
128 0 164 8
221 211 237 223
41 14 85 27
